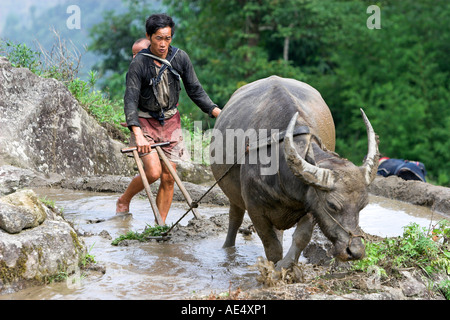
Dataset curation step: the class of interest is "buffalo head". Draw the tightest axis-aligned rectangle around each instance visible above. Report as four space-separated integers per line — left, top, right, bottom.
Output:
284 109 379 261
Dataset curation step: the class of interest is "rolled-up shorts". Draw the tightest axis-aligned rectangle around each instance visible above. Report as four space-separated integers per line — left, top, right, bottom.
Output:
129 111 187 162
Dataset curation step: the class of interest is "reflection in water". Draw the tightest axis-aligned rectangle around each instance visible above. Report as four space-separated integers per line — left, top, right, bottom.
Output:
360 195 447 238
0 189 446 300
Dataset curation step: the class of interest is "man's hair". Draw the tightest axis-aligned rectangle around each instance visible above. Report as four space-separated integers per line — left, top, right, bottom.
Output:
146 13 175 37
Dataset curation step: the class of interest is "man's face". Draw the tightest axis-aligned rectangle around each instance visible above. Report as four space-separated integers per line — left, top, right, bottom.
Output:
147 27 172 59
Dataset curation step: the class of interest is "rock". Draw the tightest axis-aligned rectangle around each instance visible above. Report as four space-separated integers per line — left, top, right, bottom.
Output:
0 189 86 293
399 270 428 298
0 189 46 234
0 56 134 178
99 230 112 240
0 166 38 196
175 159 215 185
0 165 65 197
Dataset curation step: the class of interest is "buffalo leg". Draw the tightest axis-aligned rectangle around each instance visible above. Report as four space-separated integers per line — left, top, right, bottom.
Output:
249 211 283 263
223 202 245 247
276 213 314 269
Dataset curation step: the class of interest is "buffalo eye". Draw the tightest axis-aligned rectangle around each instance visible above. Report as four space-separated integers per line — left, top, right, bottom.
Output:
326 200 340 212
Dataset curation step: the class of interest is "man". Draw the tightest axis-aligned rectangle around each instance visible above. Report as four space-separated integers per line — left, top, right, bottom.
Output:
377 157 427 182
116 14 221 224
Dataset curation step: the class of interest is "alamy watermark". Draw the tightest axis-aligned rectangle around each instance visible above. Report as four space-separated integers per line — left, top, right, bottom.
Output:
66 5 81 30
367 5 381 29
180 122 280 176
65 4 381 31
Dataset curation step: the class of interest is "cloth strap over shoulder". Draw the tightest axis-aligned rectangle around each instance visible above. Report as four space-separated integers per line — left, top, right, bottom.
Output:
139 47 180 86
138 47 180 125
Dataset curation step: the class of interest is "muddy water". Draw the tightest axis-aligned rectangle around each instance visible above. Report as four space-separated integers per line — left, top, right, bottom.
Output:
1 188 447 300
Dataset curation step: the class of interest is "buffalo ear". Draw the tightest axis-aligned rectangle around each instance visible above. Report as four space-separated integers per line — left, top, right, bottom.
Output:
283 112 335 190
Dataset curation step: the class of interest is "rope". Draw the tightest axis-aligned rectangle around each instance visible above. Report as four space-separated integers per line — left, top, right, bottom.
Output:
161 126 313 237
162 151 246 236
313 188 365 248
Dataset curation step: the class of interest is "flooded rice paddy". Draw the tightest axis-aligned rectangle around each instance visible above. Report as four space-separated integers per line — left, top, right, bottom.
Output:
1 188 447 300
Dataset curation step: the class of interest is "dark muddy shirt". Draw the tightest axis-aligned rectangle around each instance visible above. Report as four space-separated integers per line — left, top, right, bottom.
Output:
124 46 217 129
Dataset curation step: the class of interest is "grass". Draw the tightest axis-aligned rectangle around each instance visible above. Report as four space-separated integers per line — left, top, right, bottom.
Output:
66 71 129 140
111 224 171 246
350 220 450 299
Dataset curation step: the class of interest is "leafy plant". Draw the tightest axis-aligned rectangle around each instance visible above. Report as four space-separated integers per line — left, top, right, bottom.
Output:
351 220 450 299
65 70 129 139
0 40 42 74
39 196 56 209
111 224 171 246
80 242 97 267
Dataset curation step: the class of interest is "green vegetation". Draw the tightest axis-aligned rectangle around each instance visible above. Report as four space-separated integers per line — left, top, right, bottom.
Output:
351 221 450 299
0 37 129 141
80 242 97 268
39 196 56 209
0 40 42 73
67 70 129 139
111 224 171 246
1 0 449 185
90 0 450 185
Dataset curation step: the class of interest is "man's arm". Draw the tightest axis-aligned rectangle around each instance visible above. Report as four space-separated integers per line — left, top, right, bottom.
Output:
131 126 151 154
124 58 151 153
176 50 220 117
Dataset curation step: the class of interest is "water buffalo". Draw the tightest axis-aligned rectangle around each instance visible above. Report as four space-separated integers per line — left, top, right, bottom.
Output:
210 76 379 269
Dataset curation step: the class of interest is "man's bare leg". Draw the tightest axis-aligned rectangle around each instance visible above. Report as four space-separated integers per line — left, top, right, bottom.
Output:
156 160 176 223
116 152 161 214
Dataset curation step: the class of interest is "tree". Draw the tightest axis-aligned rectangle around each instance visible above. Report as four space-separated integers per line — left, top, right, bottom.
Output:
88 0 450 184
311 0 450 185
89 0 160 99
164 0 312 123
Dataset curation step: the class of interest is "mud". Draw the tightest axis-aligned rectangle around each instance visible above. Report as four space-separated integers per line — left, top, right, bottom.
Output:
369 176 450 214
1 173 449 300
56 174 450 215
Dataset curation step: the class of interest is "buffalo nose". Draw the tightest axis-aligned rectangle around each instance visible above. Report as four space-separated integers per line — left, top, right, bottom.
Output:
346 238 366 260
346 246 365 260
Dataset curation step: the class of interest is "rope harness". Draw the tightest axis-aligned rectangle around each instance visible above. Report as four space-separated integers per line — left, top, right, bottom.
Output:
163 124 364 247
162 126 311 236
313 188 365 249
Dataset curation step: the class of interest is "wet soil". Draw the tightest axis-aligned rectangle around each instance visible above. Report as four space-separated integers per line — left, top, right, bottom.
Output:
1 174 449 300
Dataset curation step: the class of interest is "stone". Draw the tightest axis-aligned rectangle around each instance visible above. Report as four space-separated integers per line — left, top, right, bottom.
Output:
0 189 47 234
0 56 134 178
303 226 333 265
399 271 428 298
0 189 86 293
175 159 215 185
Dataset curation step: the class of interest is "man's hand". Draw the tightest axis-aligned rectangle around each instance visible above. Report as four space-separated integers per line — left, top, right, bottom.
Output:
132 126 151 153
211 107 221 118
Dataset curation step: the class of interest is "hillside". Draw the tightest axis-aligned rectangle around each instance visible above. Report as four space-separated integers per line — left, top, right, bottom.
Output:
0 0 130 77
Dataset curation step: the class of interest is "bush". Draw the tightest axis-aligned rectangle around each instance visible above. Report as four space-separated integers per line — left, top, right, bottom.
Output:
1 40 41 74
352 220 450 299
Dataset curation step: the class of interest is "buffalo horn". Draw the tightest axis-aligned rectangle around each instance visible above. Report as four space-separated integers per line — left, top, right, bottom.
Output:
360 108 380 185
284 112 335 190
